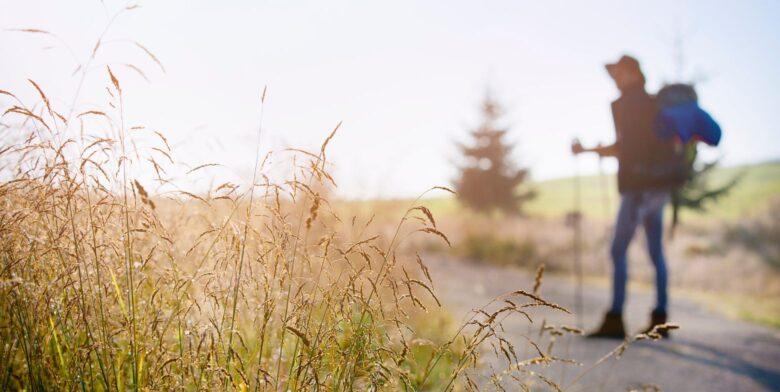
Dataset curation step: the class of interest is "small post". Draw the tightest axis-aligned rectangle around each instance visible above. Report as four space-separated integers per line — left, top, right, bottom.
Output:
568 138 584 328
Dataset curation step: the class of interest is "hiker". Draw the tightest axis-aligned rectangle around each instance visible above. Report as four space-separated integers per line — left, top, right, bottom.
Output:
571 55 681 339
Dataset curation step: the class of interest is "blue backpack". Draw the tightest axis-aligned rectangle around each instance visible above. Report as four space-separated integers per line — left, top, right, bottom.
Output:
655 84 722 147
654 84 724 234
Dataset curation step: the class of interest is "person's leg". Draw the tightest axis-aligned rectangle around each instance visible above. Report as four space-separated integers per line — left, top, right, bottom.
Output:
643 197 668 314
609 193 640 314
589 193 640 338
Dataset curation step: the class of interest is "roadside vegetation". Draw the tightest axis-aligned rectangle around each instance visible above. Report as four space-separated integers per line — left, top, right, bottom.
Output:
0 4 679 390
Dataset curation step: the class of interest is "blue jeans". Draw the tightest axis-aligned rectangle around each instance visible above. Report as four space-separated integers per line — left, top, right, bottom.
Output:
609 191 669 314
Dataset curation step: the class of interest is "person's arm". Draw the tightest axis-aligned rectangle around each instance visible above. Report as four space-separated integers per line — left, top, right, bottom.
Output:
572 100 621 158
571 140 618 157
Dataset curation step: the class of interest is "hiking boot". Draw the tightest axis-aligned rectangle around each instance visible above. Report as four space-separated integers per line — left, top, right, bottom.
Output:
587 311 626 339
641 310 670 338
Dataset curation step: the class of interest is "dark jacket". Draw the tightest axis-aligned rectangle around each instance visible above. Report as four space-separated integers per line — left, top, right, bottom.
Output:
612 85 684 193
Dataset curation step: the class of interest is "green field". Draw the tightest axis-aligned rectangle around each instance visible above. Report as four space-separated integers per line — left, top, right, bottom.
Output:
421 161 780 221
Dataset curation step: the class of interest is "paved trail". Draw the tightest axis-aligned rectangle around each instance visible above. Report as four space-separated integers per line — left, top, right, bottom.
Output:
426 256 780 392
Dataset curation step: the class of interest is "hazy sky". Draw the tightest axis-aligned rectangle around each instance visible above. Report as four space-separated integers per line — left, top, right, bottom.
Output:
2 0 779 198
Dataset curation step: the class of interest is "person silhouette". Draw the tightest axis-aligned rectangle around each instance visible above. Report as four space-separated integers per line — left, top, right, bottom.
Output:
572 55 677 338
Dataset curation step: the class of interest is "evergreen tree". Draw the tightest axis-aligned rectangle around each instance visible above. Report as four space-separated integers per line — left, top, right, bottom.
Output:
454 95 535 213
670 143 740 235
664 31 741 234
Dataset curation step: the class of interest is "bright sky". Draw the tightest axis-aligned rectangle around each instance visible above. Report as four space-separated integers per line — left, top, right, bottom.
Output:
2 0 779 198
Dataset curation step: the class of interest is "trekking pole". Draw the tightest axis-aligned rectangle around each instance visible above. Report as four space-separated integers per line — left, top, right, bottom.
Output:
571 139 584 329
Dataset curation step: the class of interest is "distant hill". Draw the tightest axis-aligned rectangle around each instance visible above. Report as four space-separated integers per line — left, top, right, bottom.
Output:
422 161 780 221
525 161 780 220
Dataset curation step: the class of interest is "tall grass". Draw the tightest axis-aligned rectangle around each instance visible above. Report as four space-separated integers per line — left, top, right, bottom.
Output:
0 5 673 390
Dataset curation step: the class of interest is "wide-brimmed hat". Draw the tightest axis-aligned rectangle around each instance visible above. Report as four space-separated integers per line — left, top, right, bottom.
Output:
605 55 641 77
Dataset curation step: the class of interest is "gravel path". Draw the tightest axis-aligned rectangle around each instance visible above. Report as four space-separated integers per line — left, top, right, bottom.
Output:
426 256 780 392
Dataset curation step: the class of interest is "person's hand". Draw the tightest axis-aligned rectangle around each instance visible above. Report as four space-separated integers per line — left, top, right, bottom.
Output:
594 143 605 157
571 139 585 155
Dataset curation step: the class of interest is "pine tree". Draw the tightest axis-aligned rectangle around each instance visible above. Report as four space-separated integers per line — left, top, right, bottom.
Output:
670 143 740 235
454 95 535 213
665 31 741 234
